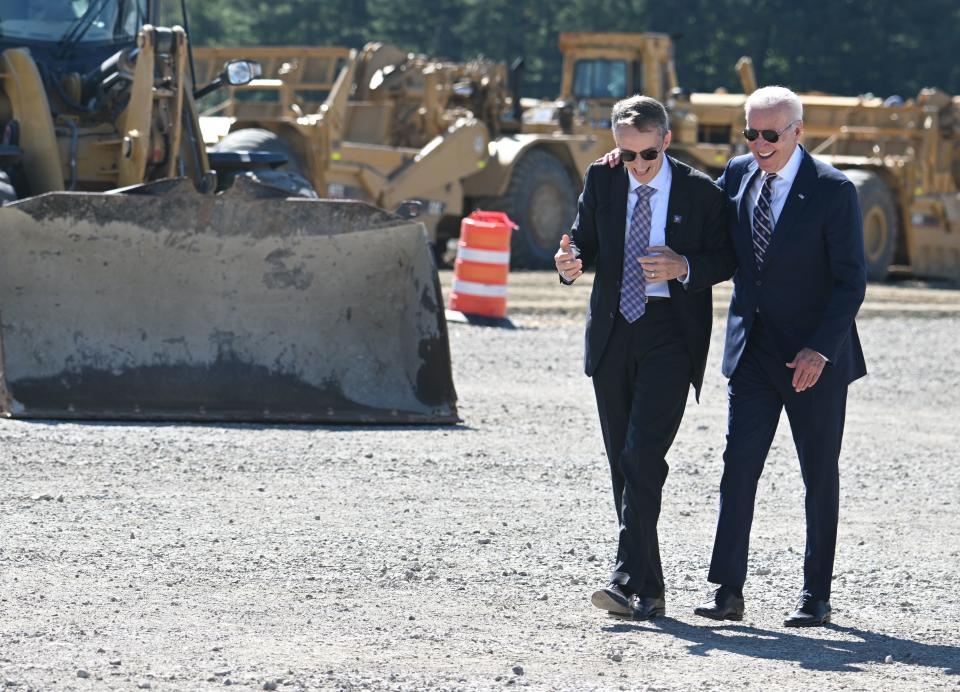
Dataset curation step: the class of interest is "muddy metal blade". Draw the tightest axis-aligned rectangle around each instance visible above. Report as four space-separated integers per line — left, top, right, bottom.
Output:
0 178 457 423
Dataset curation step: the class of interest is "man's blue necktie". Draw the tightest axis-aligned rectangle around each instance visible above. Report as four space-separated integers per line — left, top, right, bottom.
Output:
753 173 777 270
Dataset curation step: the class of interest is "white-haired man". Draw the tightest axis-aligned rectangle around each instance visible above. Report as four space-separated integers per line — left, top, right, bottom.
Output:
692 86 866 626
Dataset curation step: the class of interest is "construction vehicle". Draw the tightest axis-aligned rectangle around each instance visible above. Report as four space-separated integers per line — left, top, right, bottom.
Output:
0 0 457 423
193 44 603 269
546 32 960 282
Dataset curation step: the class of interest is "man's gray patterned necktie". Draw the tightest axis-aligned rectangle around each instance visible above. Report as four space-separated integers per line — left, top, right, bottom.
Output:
752 173 777 270
619 185 656 322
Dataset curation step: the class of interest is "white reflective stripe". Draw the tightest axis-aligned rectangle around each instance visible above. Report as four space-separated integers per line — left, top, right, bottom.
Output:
451 278 508 297
456 247 510 264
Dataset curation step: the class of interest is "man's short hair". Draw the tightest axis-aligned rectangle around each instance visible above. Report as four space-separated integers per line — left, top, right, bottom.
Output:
611 95 669 137
745 86 803 122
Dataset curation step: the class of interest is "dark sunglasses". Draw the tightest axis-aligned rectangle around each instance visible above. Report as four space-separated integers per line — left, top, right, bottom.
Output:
742 119 801 143
619 143 664 162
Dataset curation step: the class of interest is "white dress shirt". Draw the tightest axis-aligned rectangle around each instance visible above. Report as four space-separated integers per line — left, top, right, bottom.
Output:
746 144 803 226
625 159 687 298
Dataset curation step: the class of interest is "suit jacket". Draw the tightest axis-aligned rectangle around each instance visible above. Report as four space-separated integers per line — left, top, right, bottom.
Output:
717 147 867 384
571 156 736 399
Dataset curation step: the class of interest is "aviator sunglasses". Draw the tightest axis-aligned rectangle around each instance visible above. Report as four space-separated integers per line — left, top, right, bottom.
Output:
742 119 801 143
619 143 664 162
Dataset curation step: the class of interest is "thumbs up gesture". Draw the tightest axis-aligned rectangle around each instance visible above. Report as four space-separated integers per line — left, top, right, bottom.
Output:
555 234 583 283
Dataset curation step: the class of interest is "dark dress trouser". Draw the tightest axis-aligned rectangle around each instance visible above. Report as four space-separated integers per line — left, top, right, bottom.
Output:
707 317 847 600
591 301 692 599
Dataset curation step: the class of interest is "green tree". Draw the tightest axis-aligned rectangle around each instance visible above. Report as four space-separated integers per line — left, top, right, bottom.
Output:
173 0 960 98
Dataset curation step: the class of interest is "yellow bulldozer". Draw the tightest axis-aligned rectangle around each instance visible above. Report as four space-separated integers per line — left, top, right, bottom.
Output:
0 0 457 423
543 32 960 282
192 43 602 269
195 34 960 282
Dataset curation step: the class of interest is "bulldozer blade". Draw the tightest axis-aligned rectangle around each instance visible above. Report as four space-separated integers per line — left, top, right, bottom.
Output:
0 178 457 424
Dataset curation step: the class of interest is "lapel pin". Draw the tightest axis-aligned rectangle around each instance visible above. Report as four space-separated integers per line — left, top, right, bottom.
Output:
672 214 682 223
798 193 806 199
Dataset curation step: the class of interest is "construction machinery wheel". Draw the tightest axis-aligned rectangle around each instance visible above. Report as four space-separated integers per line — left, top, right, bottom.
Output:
212 128 317 198
491 149 578 269
846 169 897 281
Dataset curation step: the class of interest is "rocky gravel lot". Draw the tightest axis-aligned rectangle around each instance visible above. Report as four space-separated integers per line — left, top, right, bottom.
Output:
1 273 959 691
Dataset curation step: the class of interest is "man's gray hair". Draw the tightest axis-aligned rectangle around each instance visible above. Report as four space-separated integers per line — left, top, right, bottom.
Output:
745 86 803 121
611 95 669 137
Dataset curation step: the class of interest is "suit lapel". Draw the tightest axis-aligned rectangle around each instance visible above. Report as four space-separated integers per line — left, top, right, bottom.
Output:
664 157 686 246
737 162 760 233
609 165 629 264
735 161 761 274
763 147 816 271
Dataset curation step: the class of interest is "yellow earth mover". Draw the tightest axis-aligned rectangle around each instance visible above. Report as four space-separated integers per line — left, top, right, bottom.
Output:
0 1 456 423
545 32 960 282
193 44 602 268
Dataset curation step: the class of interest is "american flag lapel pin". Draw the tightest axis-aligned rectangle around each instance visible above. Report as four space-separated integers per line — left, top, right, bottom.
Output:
798 193 806 200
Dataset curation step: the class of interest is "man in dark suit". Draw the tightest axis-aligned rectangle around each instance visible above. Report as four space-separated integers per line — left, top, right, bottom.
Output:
555 95 736 619
693 86 867 627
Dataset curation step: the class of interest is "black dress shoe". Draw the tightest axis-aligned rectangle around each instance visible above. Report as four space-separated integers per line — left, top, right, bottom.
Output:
590 582 632 615
784 594 831 627
693 586 745 621
628 594 666 620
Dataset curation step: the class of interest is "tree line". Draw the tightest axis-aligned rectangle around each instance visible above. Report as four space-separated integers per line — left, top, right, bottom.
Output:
170 0 960 100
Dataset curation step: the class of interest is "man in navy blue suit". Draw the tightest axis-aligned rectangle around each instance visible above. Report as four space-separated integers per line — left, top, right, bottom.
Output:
692 86 867 626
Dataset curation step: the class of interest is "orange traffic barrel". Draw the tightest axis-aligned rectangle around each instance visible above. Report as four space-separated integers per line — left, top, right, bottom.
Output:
448 210 517 318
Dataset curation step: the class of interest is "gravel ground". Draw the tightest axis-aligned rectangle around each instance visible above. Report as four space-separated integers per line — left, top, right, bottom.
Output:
1 274 958 691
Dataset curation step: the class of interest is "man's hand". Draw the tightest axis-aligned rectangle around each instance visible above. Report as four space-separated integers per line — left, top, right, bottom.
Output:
596 148 621 167
786 348 827 392
555 233 583 283
638 245 688 282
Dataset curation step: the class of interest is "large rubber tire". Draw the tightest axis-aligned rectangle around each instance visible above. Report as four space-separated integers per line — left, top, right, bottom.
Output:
0 170 15 205
212 128 317 199
486 149 578 269
846 169 897 281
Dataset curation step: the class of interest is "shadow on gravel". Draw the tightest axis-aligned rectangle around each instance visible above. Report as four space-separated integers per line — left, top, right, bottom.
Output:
19 420 475 432
603 619 960 675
